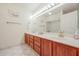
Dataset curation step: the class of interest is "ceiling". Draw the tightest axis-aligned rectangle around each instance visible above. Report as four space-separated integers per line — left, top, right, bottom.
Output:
10 3 48 14
0 3 48 17
62 3 77 14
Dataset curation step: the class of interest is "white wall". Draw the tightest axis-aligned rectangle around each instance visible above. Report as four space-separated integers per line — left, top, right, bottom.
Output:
0 4 29 49
60 11 77 34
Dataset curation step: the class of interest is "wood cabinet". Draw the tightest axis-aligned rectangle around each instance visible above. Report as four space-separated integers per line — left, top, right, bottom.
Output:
40 39 43 56
77 49 79 56
24 33 30 45
41 38 52 56
29 35 34 48
24 33 27 43
24 33 79 56
53 42 77 56
34 36 41 55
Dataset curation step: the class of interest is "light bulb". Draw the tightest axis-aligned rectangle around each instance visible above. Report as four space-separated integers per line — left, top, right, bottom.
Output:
50 3 55 6
30 16 33 19
48 12 52 15
47 5 52 8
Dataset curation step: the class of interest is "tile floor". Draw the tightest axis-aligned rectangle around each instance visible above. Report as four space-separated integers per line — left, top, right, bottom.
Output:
0 44 39 56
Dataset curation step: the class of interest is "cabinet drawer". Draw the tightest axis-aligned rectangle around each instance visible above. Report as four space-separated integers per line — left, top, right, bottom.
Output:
30 43 33 48
30 35 34 39
34 41 40 47
34 45 40 54
30 40 33 44
30 39 33 43
24 33 27 43
27 35 30 45
34 37 40 43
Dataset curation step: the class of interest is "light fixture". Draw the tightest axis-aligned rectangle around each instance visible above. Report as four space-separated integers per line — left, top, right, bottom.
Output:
48 12 52 15
50 3 55 6
30 6 48 19
47 5 52 8
31 3 63 19
30 16 33 19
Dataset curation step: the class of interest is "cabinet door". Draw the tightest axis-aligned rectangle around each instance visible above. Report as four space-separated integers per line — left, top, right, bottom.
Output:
53 42 77 56
41 38 52 56
30 41 34 48
34 36 41 44
40 39 44 56
77 49 79 56
34 45 40 54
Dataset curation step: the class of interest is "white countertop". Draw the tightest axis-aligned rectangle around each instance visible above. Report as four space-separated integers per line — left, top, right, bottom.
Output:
26 32 79 48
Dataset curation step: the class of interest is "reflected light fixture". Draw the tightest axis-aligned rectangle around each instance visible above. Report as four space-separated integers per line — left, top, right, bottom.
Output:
30 16 33 19
47 5 52 8
50 3 55 6
48 12 52 15
31 3 63 19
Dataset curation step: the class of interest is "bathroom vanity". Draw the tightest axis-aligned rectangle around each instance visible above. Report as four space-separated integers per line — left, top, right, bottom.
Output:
24 33 79 56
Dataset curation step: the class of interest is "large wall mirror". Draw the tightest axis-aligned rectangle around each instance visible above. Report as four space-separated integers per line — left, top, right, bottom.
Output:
45 3 78 34
61 3 77 34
